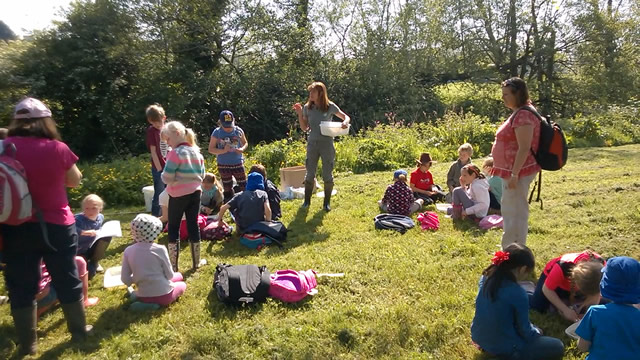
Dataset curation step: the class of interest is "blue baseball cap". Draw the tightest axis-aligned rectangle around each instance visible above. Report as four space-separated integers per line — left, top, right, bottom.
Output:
219 110 234 127
393 169 407 179
600 256 640 303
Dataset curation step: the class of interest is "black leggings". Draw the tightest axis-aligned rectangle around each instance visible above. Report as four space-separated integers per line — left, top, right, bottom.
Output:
168 190 201 244
1 222 82 309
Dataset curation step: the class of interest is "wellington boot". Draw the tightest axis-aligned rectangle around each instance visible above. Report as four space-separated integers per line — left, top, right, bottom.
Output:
168 242 180 272
11 305 37 356
190 242 207 269
301 181 314 208
61 300 93 342
323 182 334 212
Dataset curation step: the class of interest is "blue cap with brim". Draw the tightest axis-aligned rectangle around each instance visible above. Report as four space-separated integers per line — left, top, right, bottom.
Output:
600 256 640 303
393 169 407 179
219 110 234 127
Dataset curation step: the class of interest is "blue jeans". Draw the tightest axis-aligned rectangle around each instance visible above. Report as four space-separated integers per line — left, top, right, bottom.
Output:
504 336 564 360
151 166 165 216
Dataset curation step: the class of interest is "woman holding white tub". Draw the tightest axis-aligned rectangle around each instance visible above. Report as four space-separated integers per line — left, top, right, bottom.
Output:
292 81 350 212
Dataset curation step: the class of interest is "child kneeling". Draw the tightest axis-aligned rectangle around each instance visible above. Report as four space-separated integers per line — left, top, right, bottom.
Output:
121 214 186 307
378 170 423 215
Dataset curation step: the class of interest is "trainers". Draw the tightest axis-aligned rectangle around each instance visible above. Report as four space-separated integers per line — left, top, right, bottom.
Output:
96 264 105 273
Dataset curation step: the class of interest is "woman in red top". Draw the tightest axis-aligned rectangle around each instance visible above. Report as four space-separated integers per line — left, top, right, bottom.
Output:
491 78 541 249
1 98 91 356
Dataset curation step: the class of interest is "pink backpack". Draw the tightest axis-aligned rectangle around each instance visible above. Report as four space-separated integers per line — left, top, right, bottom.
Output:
0 141 33 225
417 211 439 230
479 215 503 230
269 269 318 303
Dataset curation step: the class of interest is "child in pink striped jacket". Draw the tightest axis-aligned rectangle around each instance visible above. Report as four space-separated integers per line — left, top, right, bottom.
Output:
161 121 206 272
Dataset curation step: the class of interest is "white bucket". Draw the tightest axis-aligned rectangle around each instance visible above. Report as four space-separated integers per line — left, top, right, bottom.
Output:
142 186 154 212
320 121 350 137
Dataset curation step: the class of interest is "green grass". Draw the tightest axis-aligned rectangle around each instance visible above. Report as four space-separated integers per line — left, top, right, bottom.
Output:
1 145 640 359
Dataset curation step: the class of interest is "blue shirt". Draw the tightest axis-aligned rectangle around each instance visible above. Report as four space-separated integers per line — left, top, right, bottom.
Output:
576 303 640 360
74 213 104 255
471 276 540 356
211 126 244 165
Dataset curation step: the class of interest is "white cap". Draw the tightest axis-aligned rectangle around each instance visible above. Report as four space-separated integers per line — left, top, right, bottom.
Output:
14 97 52 119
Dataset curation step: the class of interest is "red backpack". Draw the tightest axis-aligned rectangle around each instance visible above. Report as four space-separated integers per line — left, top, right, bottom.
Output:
0 141 34 225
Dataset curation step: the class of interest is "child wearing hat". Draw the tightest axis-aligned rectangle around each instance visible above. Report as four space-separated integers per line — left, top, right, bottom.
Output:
410 153 445 205
576 256 640 360
121 214 186 307
379 170 424 216
217 172 272 232
208 110 248 203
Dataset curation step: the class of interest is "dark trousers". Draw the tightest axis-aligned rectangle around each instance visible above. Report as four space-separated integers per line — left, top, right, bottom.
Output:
489 191 502 211
529 272 572 312
151 166 166 217
1 222 82 309
168 190 202 244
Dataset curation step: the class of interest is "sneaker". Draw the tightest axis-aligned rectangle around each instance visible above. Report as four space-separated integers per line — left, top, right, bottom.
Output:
96 264 105 273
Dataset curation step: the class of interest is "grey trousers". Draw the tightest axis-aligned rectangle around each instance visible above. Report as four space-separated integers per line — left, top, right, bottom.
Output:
452 186 475 209
501 173 537 249
305 139 335 184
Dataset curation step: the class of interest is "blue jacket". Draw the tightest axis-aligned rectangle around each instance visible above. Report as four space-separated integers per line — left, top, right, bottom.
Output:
471 276 540 355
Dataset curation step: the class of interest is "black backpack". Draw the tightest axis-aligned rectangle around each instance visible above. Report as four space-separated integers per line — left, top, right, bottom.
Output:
374 214 415 234
214 264 271 304
242 221 288 247
512 106 569 209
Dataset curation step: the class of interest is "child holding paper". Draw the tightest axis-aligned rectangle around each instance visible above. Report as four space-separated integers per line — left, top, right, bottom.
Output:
75 194 112 279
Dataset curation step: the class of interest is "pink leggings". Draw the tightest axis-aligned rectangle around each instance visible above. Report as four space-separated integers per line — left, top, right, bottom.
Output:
137 273 187 306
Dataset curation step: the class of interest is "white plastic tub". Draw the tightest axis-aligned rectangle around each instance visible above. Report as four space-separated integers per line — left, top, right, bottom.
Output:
320 121 350 137
142 186 154 212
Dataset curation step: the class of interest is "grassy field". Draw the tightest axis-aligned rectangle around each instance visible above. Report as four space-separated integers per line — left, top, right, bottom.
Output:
1 144 639 360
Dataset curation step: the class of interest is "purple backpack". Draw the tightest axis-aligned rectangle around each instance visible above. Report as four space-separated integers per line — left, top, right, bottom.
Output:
269 269 318 303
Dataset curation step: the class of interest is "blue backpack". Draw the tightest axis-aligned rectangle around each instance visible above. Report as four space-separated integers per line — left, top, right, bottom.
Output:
374 214 415 234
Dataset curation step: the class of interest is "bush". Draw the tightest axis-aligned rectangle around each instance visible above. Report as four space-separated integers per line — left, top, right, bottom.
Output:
434 82 506 122
562 103 640 148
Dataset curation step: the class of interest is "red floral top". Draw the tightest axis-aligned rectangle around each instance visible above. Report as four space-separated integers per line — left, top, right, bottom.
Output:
491 107 541 179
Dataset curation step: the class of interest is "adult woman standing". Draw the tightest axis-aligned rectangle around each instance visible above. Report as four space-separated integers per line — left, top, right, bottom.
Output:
491 78 541 249
293 82 350 211
1 98 91 355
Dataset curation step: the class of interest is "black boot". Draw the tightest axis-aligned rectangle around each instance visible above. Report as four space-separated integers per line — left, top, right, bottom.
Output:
11 304 37 356
61 300 93 342
301 180 314 208
323 182 334 212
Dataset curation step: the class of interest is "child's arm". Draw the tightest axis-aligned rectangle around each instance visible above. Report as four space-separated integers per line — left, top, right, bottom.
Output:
159 246 174 280
577 337 591 352
217 203 231 220
149 145 163 171
235 130 248 154
410 183 433 196
264 200 272 222
542 283 580 321
446 164 456 192
208 136 230 155
513 289 541 341
120 252 133 286
160 152 178 185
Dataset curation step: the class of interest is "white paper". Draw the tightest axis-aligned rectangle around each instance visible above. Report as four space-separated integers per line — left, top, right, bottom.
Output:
90 220 122 248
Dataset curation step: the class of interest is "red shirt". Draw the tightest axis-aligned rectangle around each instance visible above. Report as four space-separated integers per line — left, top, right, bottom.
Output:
542 251 604 292
6 137 78 225
491 107 541 179
410 168 434 191
145 126 168 169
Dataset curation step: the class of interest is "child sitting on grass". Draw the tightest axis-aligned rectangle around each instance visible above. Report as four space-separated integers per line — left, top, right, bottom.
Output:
410 153 444 205
378 169 424 215
121 214 186 308
482 157 502 214
75 194 111 279
450 164 490 220
248 164 282 220
37 257 98 318
576 256 640 360
471 244 564 359
446 143 473 199
200 173 223 216
217 172 271 232
530 250 605 322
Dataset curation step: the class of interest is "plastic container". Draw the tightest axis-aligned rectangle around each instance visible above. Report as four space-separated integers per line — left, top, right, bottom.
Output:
103 266 126 289
320 121 349 137
142 186 154 212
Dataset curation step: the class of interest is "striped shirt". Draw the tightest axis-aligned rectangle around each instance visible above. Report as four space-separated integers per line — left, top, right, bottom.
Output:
161 143 205 197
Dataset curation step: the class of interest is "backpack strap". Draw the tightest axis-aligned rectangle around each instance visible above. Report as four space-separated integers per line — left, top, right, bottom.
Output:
528 171 543 210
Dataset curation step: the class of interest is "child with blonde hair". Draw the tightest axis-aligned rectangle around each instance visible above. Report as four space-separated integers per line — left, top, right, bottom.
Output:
576 256 640 360
200 173 223 215
161 121 206 271
75 194 111 278
530 251 606 322
121 214 186 307
379 170 424 215
446 143 473 197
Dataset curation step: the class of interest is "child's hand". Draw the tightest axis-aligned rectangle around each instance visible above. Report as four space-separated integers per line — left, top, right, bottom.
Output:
223 144 231 153
461 210 467 217
234 148 244 154
292 103 303 114
560 307 580 322
81 230 98 237
202 206 212 215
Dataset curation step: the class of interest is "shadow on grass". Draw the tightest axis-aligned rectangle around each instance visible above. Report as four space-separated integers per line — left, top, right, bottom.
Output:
452 218 487 237
273 206 329 251
35 300 163 360
205 289 265 320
